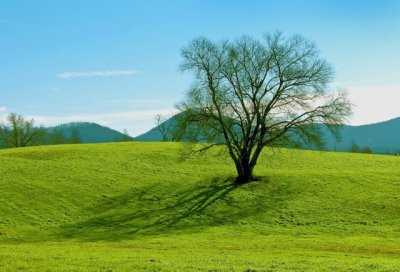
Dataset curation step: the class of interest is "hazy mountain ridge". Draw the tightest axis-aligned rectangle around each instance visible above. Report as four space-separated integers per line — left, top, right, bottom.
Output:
49 122 132 143
134 116 400 153
322 117 400 153
3 117 397 153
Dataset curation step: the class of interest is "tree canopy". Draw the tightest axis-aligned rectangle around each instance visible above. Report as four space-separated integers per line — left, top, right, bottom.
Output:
176 32 352 183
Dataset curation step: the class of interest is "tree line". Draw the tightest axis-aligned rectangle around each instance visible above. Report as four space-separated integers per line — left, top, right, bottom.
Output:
0 113 81 148
349 140 373 154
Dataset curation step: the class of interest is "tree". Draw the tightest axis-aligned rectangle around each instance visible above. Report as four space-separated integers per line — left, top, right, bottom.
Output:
360 146 372 154
176 32 352 183
155 114 168 141
113 129 132 142
0 113 46 148
349 140 373 154
115 129 132 142
155 114 178 141
349 140 360 153
45 127 72 145
69 128 81 144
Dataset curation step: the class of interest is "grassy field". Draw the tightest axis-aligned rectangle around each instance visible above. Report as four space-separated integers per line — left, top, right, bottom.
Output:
0 142 399 271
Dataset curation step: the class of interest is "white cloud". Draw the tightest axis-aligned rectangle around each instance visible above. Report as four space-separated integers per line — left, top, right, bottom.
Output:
92 98 176 107
0 18 40 29
56 70 139 79
346 84 400 125
29 109 175 123
0 107 7 124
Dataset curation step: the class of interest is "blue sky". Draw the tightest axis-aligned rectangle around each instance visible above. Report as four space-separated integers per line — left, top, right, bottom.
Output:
1 0 399 136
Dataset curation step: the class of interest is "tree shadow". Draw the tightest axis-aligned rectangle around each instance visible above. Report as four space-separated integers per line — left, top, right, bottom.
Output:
55 177 241 241
53 176 292 241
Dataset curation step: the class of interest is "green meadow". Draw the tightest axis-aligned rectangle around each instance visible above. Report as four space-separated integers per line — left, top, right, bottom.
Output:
0 142 399 271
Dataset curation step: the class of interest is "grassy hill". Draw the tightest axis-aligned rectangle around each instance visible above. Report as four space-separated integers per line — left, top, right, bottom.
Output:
0 142 399 271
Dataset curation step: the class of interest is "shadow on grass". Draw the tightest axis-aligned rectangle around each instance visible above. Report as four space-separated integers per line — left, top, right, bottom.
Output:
55 176 289 241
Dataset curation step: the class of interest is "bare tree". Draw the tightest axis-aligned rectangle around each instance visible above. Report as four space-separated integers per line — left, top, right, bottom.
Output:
177 32 352 183
0 113 45 148
45 127 70 145
155 114 174 141
121 129 132 141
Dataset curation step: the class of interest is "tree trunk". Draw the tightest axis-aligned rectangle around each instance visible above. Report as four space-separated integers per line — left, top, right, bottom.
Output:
235 160 254 184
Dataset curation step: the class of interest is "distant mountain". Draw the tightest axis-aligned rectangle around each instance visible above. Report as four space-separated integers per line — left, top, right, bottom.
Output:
50 122 132 143
133 126 167 142
323 118 400 153
134 115 400 154
134 114 180 142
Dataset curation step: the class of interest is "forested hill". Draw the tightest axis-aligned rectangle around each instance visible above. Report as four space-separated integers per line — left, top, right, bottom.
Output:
134 115 400 154
51 122 132 143
322 117 400 153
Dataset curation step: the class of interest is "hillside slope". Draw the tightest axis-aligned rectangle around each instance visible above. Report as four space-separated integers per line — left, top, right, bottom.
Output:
0 143 399 271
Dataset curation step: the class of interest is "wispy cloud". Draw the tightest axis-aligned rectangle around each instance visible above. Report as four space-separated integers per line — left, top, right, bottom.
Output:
56 70 139 79
29 109 173 124
0 18 40 29
0 107 7 123
92 98 176 107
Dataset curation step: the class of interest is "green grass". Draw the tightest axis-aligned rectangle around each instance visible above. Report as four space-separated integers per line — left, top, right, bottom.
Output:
0 142 399 271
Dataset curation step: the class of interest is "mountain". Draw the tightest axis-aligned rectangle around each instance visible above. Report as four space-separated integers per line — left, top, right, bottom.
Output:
135 115 400 153
134 114 180 142
322 117 400 153
51 122 132 143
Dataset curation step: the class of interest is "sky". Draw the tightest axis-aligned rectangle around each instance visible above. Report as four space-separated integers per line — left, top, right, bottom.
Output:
1 0 399 136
